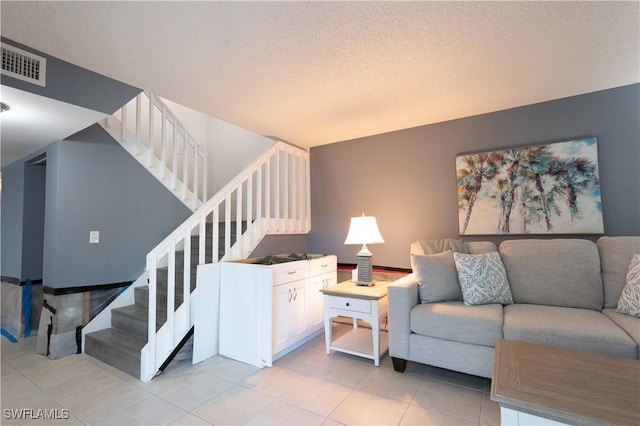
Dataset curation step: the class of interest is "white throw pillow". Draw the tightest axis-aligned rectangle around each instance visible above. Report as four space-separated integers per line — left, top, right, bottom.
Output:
453 251 514 306
616 253 640 317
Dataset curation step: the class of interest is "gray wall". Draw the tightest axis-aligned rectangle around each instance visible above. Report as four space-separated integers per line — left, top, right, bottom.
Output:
42 125 192 288
1 125 192 287
309 84 640 269
21 163 46 280
1 37 140 114
1 161 25 279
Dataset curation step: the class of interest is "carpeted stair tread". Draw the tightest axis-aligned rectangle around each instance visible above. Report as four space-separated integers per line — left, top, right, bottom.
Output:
84 328 146 378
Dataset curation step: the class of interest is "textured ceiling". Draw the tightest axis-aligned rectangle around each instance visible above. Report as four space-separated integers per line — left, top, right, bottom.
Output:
1 1 638 149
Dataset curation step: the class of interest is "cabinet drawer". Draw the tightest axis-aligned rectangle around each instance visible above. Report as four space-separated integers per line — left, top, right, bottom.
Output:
273 263 308 285
327 296 371 314
310 255 337 276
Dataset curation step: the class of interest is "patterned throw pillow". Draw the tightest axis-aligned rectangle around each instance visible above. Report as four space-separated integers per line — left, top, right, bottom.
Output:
616 253 640 317
453 251 514 306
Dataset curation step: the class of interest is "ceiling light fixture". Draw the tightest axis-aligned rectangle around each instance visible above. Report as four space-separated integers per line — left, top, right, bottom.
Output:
0 102 10 113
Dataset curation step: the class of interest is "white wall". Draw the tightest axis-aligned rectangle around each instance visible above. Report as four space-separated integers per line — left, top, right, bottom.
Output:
161 98 275 198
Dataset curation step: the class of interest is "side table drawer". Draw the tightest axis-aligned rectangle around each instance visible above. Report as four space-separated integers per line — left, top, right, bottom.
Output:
327 296 371 314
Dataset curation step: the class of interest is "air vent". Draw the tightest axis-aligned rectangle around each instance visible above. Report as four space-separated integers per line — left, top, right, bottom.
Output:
1 44 46 87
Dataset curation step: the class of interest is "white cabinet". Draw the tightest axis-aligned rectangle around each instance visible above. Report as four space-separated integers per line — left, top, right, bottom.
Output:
219 254 336 367
273 278 307 354
308 271 337 329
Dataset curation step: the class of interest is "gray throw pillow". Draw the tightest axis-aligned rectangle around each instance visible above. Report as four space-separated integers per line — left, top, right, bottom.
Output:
616 253 640 317
453 251 514 306
411 251 462 304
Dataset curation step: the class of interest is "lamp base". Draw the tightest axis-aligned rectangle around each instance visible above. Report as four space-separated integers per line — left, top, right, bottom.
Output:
355 253 374 286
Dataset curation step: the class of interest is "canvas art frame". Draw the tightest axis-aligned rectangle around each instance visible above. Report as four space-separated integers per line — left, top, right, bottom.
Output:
456 137 604 235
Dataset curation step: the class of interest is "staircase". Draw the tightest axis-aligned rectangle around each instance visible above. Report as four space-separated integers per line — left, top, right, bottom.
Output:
100 91 208 211
82 139 310 382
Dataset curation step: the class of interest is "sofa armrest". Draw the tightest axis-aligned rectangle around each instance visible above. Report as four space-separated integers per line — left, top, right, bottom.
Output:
387 273 420 360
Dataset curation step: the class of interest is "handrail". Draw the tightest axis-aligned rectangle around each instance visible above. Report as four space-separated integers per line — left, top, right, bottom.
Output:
140 141 310 382
103 91 208 210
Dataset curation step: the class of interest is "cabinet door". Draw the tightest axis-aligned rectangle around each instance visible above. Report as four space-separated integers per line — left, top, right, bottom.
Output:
308 272 337 330
273 279 308 355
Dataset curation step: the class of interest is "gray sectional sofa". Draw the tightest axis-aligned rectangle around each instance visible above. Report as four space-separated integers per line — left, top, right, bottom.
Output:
387 236 639 378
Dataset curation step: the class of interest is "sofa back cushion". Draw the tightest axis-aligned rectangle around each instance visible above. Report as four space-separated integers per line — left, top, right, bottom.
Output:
411 239 468 255
597 236 640 308
468 241 498 254
499 239 603 310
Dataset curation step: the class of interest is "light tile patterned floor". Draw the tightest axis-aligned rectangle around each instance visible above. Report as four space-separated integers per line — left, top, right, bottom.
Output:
1 324 500 425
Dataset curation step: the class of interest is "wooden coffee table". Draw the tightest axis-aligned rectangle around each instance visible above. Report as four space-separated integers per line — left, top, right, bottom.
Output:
490 339 639 426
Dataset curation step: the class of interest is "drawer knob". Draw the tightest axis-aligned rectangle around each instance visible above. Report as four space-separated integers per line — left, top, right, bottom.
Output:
346 302 350 307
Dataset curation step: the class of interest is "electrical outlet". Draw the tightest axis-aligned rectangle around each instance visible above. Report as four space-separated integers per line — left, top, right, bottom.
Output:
90 231 100 244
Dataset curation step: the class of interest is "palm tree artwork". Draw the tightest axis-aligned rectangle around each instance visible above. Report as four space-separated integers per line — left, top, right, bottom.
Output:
456 138 603 235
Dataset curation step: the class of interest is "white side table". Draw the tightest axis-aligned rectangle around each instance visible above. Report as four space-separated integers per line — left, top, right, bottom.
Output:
321 280 389 366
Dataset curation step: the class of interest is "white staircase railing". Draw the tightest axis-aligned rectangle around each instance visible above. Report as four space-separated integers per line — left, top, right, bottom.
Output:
100 91 208 211
82 141 310 382
141 141 309 381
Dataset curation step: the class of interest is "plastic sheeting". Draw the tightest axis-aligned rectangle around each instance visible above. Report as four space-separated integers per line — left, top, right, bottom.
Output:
1 277 42 339
1 280 23 338
36 286 126 359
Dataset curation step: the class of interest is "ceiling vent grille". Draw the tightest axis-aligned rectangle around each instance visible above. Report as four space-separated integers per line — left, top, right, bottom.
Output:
1 44 47 87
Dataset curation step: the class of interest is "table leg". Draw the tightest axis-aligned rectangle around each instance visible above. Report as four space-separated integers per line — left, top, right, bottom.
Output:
373 316 380 367
324 314 332 355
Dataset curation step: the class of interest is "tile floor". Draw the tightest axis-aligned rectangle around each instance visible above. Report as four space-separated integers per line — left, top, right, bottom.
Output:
1 324 500 425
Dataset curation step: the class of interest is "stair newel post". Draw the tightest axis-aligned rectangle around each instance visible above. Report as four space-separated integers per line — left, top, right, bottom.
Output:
148 93 155 169
280 147 291 232
135 93 142 156
166 244 176 352
275 147 281 232
146 256 157 380
305 152 311 232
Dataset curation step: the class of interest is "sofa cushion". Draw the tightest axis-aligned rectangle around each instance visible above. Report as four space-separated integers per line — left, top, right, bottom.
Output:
598 236 640 308
615 253 640 317
499 239 603 310
468 241 498 254
411 239 469 255
412 251 462 304
503 304 637 358
454 252 514 306
410 301 503 347
602 308 640 359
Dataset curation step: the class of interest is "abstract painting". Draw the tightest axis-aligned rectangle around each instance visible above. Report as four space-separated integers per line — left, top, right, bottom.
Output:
456 138 603 235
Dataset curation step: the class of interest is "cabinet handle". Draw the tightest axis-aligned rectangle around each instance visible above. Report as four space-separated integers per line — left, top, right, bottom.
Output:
346 302 350 307
293 288 297 301
288 271 296 275
288 289 292 302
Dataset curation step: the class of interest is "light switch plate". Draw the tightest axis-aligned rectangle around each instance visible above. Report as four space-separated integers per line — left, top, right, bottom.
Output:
90 231 100 244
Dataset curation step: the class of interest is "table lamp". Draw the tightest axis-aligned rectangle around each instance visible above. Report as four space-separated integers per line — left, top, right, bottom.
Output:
344 214 385 286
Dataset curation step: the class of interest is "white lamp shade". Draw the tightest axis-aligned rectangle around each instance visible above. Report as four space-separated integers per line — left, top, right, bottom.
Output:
344 216 385 245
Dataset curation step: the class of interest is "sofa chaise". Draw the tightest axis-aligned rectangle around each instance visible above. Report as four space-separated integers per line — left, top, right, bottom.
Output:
387 236 639 378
